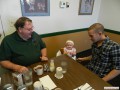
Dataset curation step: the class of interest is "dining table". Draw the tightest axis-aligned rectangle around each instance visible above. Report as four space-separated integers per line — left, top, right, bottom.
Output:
0 54 111 90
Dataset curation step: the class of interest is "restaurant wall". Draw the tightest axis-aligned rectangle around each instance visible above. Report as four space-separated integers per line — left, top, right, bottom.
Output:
98 0 120 32
0 0 101 37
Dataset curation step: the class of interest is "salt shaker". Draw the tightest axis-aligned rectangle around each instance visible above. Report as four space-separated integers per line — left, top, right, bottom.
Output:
49 59 55 72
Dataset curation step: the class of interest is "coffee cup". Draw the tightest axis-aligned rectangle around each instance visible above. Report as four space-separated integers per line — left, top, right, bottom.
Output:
55 88 62 90
33 81 43 90
0 77 1 85
33 65 43 75
3 84 14 90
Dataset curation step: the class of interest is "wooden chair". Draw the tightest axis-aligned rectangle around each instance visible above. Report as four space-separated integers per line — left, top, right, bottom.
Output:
56 48 64 57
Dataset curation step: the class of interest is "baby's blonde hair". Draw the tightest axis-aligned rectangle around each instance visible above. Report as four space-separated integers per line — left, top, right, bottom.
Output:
66 40 74 45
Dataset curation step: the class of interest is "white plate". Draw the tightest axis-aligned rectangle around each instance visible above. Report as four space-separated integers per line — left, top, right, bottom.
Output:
55 74 63 79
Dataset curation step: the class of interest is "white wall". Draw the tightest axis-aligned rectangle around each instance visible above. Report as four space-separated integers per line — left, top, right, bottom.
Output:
98 0 120 31
0 15 5 43
0 0 101 36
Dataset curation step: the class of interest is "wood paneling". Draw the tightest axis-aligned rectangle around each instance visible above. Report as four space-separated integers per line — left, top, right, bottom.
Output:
105 32 120 44
42 31 92 58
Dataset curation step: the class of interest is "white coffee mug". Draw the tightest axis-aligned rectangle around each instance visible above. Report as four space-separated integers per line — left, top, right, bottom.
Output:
33 81 43 90
0 77 1 85
33 65 43 75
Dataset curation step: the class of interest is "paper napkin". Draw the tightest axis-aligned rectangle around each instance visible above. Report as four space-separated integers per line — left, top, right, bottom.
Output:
39 75 57 90
81 83 90 90
74 83 94 90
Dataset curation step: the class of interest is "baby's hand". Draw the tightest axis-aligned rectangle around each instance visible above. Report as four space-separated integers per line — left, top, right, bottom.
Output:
70 52 75 56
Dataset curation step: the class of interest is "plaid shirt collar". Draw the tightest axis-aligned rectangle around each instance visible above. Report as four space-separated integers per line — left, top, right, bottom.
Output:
92 36 110 48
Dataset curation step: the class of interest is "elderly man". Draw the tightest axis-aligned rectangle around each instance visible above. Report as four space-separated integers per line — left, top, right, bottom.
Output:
0 17 48 73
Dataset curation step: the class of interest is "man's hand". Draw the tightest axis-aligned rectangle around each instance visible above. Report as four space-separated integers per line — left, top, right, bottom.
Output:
15 65 28 73
77 56 92 61
77 58 85 61
0 61 28 73
40 56 48 61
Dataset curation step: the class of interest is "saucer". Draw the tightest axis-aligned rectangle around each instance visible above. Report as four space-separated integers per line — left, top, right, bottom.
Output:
54 74 63 79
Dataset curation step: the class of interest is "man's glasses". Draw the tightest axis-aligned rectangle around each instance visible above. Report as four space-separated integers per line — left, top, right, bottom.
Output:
22 26 34 31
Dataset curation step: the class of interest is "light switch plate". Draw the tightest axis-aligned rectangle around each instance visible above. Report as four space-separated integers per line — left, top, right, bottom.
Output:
59 1 66 8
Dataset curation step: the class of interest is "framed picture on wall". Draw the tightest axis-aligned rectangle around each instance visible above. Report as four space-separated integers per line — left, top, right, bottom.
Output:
78 0 94 15
20 0 50 16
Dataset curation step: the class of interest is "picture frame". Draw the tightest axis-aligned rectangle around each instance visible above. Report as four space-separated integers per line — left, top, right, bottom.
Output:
20 0 50 16
78 0 94 15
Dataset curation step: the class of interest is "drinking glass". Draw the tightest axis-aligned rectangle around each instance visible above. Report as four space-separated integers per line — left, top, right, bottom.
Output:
61 61 68 73
23 68 33 86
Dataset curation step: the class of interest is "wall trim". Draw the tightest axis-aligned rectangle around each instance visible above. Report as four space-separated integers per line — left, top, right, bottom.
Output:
41 28 87 38
40 28 120 38
105 29 120 35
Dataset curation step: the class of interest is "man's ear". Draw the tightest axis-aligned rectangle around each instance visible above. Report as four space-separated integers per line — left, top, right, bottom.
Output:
99 32 102 36
18 27 22 32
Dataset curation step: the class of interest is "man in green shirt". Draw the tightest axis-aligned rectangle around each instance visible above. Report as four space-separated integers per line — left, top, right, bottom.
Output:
0 17 48 73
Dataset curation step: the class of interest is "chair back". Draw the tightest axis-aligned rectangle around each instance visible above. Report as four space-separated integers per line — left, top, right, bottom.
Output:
56 48 64 57
56 50 62 57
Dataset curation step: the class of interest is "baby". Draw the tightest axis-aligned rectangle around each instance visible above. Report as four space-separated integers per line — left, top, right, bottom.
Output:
63 40 76 60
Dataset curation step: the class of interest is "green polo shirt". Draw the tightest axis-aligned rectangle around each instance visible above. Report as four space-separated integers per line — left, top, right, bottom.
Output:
0 31 46 66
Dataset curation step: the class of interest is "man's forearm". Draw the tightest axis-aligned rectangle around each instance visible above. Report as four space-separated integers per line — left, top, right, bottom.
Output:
41 48 47 57
0 61 28 73
0 61 20 71
102 69 120 81
84 55 92 61
78 55 92 61
40 48 48 61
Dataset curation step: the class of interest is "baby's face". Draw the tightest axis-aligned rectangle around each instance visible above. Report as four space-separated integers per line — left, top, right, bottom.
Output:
66 42 74 50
